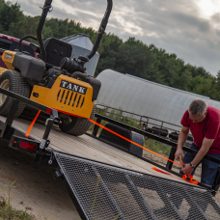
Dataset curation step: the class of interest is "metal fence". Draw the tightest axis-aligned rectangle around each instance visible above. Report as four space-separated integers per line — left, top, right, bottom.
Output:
95 104 193 143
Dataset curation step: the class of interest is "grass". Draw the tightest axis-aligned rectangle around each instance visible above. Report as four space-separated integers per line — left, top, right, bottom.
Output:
0 183 36 220
144 139 171 156
94 106 171 156
95 107 143 129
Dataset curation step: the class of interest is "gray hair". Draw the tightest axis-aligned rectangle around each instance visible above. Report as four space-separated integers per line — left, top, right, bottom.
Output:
188 99 207 116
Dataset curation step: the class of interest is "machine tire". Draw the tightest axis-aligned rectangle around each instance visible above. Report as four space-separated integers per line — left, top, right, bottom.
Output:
59 108 95 136
0 70 30 117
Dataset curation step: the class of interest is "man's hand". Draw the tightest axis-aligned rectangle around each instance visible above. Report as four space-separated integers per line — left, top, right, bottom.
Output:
175 126 189 161
181 163 194 176
175 148 184 161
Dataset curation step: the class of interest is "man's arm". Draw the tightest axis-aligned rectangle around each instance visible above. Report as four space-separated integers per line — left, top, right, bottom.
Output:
181 138 214 175
175 126 189 160
191 138 214 165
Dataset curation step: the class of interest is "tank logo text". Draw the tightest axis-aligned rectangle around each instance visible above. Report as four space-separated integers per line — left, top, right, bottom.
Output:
60 80 87 95
4 53 13 61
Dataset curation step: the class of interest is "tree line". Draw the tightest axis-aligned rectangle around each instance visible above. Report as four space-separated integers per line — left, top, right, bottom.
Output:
1 0 220 101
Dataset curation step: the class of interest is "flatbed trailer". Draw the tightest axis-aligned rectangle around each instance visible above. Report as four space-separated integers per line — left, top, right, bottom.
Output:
1 87 220 219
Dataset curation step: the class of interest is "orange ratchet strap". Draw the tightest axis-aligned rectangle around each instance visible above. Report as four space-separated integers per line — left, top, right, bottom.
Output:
88 118 198 185
25 110 41 137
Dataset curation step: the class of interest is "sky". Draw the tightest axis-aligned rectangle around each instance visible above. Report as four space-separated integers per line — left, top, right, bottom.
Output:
10 0 220 76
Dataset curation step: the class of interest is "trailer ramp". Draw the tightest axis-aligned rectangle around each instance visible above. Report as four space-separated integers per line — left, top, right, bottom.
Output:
53 151 220 220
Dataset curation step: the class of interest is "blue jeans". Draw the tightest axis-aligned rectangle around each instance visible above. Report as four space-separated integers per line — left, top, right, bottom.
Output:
180 143 220 186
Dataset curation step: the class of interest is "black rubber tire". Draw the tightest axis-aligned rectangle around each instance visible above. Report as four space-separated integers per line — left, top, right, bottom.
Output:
0 70 30 117
59 108 95 136
129 131 144 157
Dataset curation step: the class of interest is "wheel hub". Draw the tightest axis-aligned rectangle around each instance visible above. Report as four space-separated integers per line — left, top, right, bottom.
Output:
62 116 73 125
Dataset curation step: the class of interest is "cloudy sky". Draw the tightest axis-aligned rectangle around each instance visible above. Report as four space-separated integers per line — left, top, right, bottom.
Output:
10 0 220 76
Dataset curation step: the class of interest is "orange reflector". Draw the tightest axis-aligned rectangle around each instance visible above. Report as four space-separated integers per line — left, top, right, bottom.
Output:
19 142 37 151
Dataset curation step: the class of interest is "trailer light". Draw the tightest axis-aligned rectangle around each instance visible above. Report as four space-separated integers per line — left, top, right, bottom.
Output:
2 35 14 41
46 108 52 114
19 142 37 151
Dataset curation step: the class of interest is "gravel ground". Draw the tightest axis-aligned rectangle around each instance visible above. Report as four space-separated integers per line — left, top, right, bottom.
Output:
0 139 80 220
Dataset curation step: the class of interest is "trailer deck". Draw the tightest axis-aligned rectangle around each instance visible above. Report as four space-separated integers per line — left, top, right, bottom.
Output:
0 115 175 178
1 87 220 219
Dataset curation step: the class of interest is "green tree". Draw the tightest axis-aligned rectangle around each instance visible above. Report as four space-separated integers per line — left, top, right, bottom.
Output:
44 18 69 39
8 16 39 39
3 2 220 102
115 37 154 79
95 33 123 75
215 70 220 88
176 68 193 91
0 0 24 33
67 20 83 36
208 70 220 101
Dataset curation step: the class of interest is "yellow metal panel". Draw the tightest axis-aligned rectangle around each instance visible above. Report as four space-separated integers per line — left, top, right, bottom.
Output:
2 51 16 70
30 75 94 118
0 67 7 75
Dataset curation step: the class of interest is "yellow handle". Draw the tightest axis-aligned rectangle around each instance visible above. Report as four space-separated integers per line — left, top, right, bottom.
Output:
179 155 183 168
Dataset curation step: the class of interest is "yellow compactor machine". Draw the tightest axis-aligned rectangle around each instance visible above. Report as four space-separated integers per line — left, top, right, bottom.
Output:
0 0 112 136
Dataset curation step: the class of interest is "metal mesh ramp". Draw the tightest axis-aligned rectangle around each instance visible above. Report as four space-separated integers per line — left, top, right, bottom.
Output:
53 151 220 220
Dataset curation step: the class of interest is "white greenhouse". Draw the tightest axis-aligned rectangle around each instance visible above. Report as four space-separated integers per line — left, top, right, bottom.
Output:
96 69 220 131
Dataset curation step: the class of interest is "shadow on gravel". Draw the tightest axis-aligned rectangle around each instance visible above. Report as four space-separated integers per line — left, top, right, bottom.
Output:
0 139 80 220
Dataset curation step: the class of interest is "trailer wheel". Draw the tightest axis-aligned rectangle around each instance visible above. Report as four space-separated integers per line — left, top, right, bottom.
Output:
0 70 30 117
59 108 94 136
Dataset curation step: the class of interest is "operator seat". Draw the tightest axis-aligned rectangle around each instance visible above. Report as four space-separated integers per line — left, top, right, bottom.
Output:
43 38 72 67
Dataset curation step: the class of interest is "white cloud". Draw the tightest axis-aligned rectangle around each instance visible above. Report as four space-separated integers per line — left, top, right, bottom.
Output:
9 0 220 75
195 0 220 19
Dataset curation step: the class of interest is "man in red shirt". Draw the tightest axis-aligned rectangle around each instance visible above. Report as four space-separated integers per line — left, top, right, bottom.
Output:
175 99 220 186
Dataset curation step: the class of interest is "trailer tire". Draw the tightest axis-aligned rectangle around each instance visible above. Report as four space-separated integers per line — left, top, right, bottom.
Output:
0 70 30 117
59 108 94 136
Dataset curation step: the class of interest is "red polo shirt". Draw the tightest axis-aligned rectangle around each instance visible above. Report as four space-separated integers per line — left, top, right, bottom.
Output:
181 106 220 154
